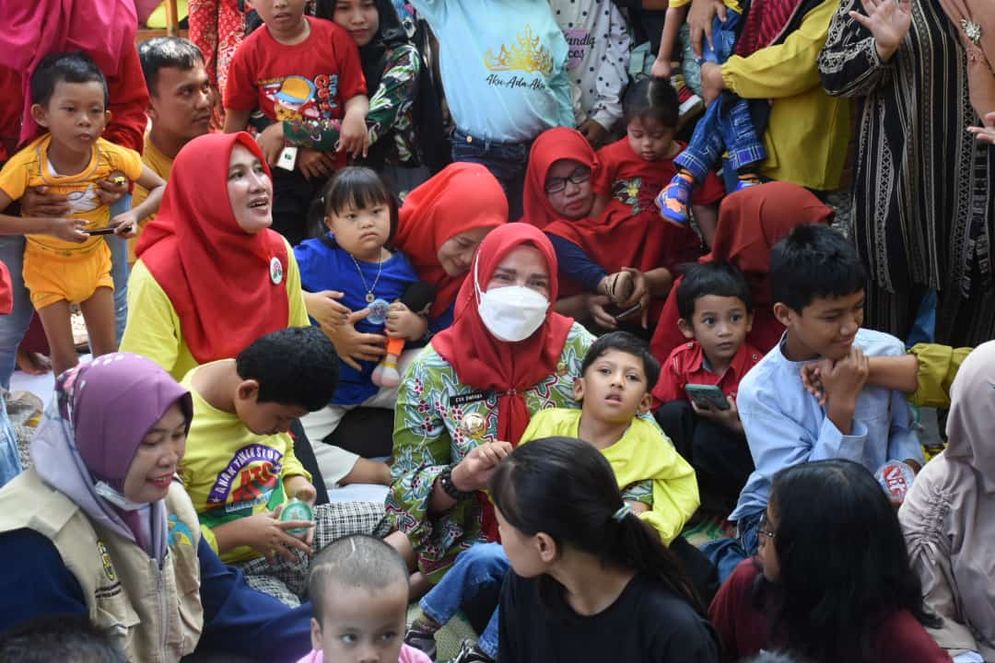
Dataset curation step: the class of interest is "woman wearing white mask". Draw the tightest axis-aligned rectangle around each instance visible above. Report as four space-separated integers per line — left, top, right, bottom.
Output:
386 223 595 587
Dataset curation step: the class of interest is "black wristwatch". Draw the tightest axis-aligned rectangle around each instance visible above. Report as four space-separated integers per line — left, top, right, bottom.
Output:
438 466 472 500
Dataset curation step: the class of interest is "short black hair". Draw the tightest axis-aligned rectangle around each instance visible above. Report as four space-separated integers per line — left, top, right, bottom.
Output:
322 167 399 244
309 535 409 623
580 331 661 391
139 37 205 95
0 615 125 662
236 327 339 411
31 52 109 108
769 224 866 312
676 262 753 320
622 76 679 130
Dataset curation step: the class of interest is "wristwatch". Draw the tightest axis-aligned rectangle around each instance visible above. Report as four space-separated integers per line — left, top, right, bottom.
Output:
438 466 472 500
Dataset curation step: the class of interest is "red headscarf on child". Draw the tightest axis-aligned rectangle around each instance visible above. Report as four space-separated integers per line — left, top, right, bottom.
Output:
135 133 291 364
395 163 508 320
432 224 573 445
649 182 833 364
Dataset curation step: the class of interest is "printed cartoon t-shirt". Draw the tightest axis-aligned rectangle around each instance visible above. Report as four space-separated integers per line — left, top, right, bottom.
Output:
179 364 311 564
224 16 366 127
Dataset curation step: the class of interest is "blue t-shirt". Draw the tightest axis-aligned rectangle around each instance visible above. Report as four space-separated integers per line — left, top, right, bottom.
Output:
295 235 420 405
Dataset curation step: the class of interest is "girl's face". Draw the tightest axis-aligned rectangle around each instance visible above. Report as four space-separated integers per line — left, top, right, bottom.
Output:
486 245 550 299
333 0 379 47
311 580 407 663
545 159 594 220
756 503 781 582
436 226 493 277
326 199 391 261
496 508 548 578
626 115 675 162
227 144 273 234
121 403 188 504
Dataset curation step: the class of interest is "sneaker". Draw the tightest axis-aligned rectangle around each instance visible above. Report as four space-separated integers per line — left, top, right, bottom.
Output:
733 174 762 192
656 173 693 226
404 621 438 660
670 74 704 124
450 639 494 663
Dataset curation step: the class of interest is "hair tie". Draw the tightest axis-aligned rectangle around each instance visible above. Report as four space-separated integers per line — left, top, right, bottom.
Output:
612 504 632 522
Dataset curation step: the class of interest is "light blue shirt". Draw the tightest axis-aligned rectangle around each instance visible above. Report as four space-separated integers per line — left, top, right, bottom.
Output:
730 328 924 522
409 0 574 142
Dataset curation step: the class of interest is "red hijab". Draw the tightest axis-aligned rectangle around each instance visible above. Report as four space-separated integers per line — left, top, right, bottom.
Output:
649 182 833 365
432 224 573 446
135 133 291 364
395 163 508 319
521 127 602 229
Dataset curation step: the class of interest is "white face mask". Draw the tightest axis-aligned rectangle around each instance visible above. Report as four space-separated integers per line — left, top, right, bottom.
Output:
475 259 550 342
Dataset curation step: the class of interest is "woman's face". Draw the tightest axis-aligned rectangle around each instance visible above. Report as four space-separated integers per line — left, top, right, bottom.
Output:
545 158 594 220
333 0 380 47
485 245 550 299
227 143 273 235
121 403 189 504
756 503 781 582
436 226 493 277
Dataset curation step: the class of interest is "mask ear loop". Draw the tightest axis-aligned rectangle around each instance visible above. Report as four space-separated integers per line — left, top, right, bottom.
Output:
472 253 484 306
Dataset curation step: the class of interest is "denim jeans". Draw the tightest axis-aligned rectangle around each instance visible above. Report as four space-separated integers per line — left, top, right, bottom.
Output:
451 130 530 221
0 396 22 488
419 542 507 658
109 195 131 345
700 508 763 583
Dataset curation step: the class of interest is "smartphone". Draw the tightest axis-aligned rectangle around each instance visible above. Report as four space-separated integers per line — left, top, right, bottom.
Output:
685 384 730 410
606 302 643 322
86 228 118 236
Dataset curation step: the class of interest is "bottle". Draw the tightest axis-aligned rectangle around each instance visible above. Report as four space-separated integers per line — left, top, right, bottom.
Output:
874 461 916 505
280 496 314 538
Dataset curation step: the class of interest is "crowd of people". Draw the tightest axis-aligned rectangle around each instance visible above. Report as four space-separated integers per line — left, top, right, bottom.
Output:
0 0 992 661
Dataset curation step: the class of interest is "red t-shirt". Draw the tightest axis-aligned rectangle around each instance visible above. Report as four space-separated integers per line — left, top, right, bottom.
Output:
595 138 725 215
653 339 762 406
224 16 366 125
709 560 953 663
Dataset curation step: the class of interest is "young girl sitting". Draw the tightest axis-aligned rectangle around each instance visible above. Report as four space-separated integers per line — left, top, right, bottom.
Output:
0 53 165 376
710 459 950 663
294 167 429 488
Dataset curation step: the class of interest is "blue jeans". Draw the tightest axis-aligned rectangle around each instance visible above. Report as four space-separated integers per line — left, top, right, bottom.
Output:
451 129 529 221
109 195 131 346
700 508 763 583
0 396 22 488
419 542 507 658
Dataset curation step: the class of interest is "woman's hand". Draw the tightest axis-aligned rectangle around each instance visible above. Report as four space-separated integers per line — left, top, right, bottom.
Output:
304 290 352 329
338 111 370 158
257 122 286 166
800 359 831 405
700 62 725 105
849 0 911 62
95 175 129 206
21 186 70 218
324 308 388 371
587 294 618 330
451 441 514 492
297 149 336 180
598 270 635 306
687 0 728 58
578 119 608 149
969 112 995 146
385 302 428 340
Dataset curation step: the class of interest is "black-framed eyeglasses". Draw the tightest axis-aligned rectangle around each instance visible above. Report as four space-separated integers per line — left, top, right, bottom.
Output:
545 166 592 194
757 512 776 544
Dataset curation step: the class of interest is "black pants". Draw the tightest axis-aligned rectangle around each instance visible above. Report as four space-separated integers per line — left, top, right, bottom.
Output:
271 167 327 247
655 400 754 514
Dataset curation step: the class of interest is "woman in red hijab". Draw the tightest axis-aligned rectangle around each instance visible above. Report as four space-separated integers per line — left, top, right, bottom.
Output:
522 128 703 330
121 132 311 381
385 223 595 581
648 182 833 368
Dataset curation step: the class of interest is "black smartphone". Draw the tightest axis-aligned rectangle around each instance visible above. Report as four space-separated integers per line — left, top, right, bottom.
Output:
685 384 731 410
606 302 643 322
86 228 118 236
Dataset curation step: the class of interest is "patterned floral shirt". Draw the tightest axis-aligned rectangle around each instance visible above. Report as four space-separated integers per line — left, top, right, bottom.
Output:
386 322 595 580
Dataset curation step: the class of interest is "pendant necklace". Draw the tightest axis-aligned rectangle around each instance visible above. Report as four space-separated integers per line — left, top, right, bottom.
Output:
351 250 384 304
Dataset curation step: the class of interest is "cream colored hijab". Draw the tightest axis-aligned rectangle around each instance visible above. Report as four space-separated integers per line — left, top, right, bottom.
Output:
945 339 995 493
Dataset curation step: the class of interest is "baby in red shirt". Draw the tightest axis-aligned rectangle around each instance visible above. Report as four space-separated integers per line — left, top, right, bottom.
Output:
654 261 761 515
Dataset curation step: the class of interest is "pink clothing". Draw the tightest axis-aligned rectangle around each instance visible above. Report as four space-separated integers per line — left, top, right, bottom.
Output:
296 644 432 663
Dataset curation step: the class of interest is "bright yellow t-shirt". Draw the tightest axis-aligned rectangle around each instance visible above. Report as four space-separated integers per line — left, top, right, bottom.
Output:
669 0 740 13
519 408 700 545
120 238 310 381
129 134 173 262
180 363 311 563
0 134 143 252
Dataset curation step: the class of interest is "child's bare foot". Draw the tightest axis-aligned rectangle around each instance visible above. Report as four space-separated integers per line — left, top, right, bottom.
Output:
15 349 51 375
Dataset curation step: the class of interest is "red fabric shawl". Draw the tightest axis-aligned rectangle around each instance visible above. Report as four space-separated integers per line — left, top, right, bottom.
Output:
395 163 508 320
135 132 291 364
735 0 808 57
649 182 833 365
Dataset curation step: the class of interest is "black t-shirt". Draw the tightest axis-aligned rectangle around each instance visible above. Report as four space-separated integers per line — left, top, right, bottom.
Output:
498 571 719 662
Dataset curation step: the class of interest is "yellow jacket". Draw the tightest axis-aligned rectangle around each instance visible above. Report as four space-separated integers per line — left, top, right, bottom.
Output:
909 343 972 409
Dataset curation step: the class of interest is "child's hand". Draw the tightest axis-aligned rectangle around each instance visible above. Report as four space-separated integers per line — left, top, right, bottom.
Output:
21 186 70 218
687 0 728 58
297 149 336 180
385 302 428 340
240 507 313 562
968 112 995 146
451 441 514 492
651 58 674 79
305 290 352 329
691 395 743 433
627 500 650 515
337 111 369 158
284 475 317 505
96 173 129 206
821 347 869 434
109 211 138 238
256 122 286 166
44 217 88 243
323 308 388 371
578 119 608 149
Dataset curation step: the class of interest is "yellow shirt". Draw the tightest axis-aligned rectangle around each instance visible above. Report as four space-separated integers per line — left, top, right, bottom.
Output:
120 240 310 381
0 134 143 252
130 134 173 262
669 0 740 13
519 408 699 544
180 363 310 563
721 0 850 190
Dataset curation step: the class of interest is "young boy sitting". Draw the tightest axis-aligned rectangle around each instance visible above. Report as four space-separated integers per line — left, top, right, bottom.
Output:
654 262 762 514
223 0 370 245
179 326 388 607
404 332 698 663
300 534 430 663
717 224 923 579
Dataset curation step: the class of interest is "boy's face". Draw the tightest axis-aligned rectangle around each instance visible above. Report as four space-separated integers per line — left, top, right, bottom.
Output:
248 0 308 36
149 63 213 144
573 349 653 425
234 380 309 435
31 81 109 153
545 158 594 220
678 295 753 367
311 581 407 663
626 116 675 162
774 290 864 362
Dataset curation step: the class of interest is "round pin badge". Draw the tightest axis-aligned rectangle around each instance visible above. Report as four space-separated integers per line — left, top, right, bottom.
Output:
270 256 284 285
366 298 390 325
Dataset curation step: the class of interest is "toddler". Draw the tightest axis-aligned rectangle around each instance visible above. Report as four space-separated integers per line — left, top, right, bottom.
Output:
0 53 165 376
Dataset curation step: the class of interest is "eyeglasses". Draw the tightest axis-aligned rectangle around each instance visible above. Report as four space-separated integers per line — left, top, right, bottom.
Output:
544 166 592 194
757 512 776 545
